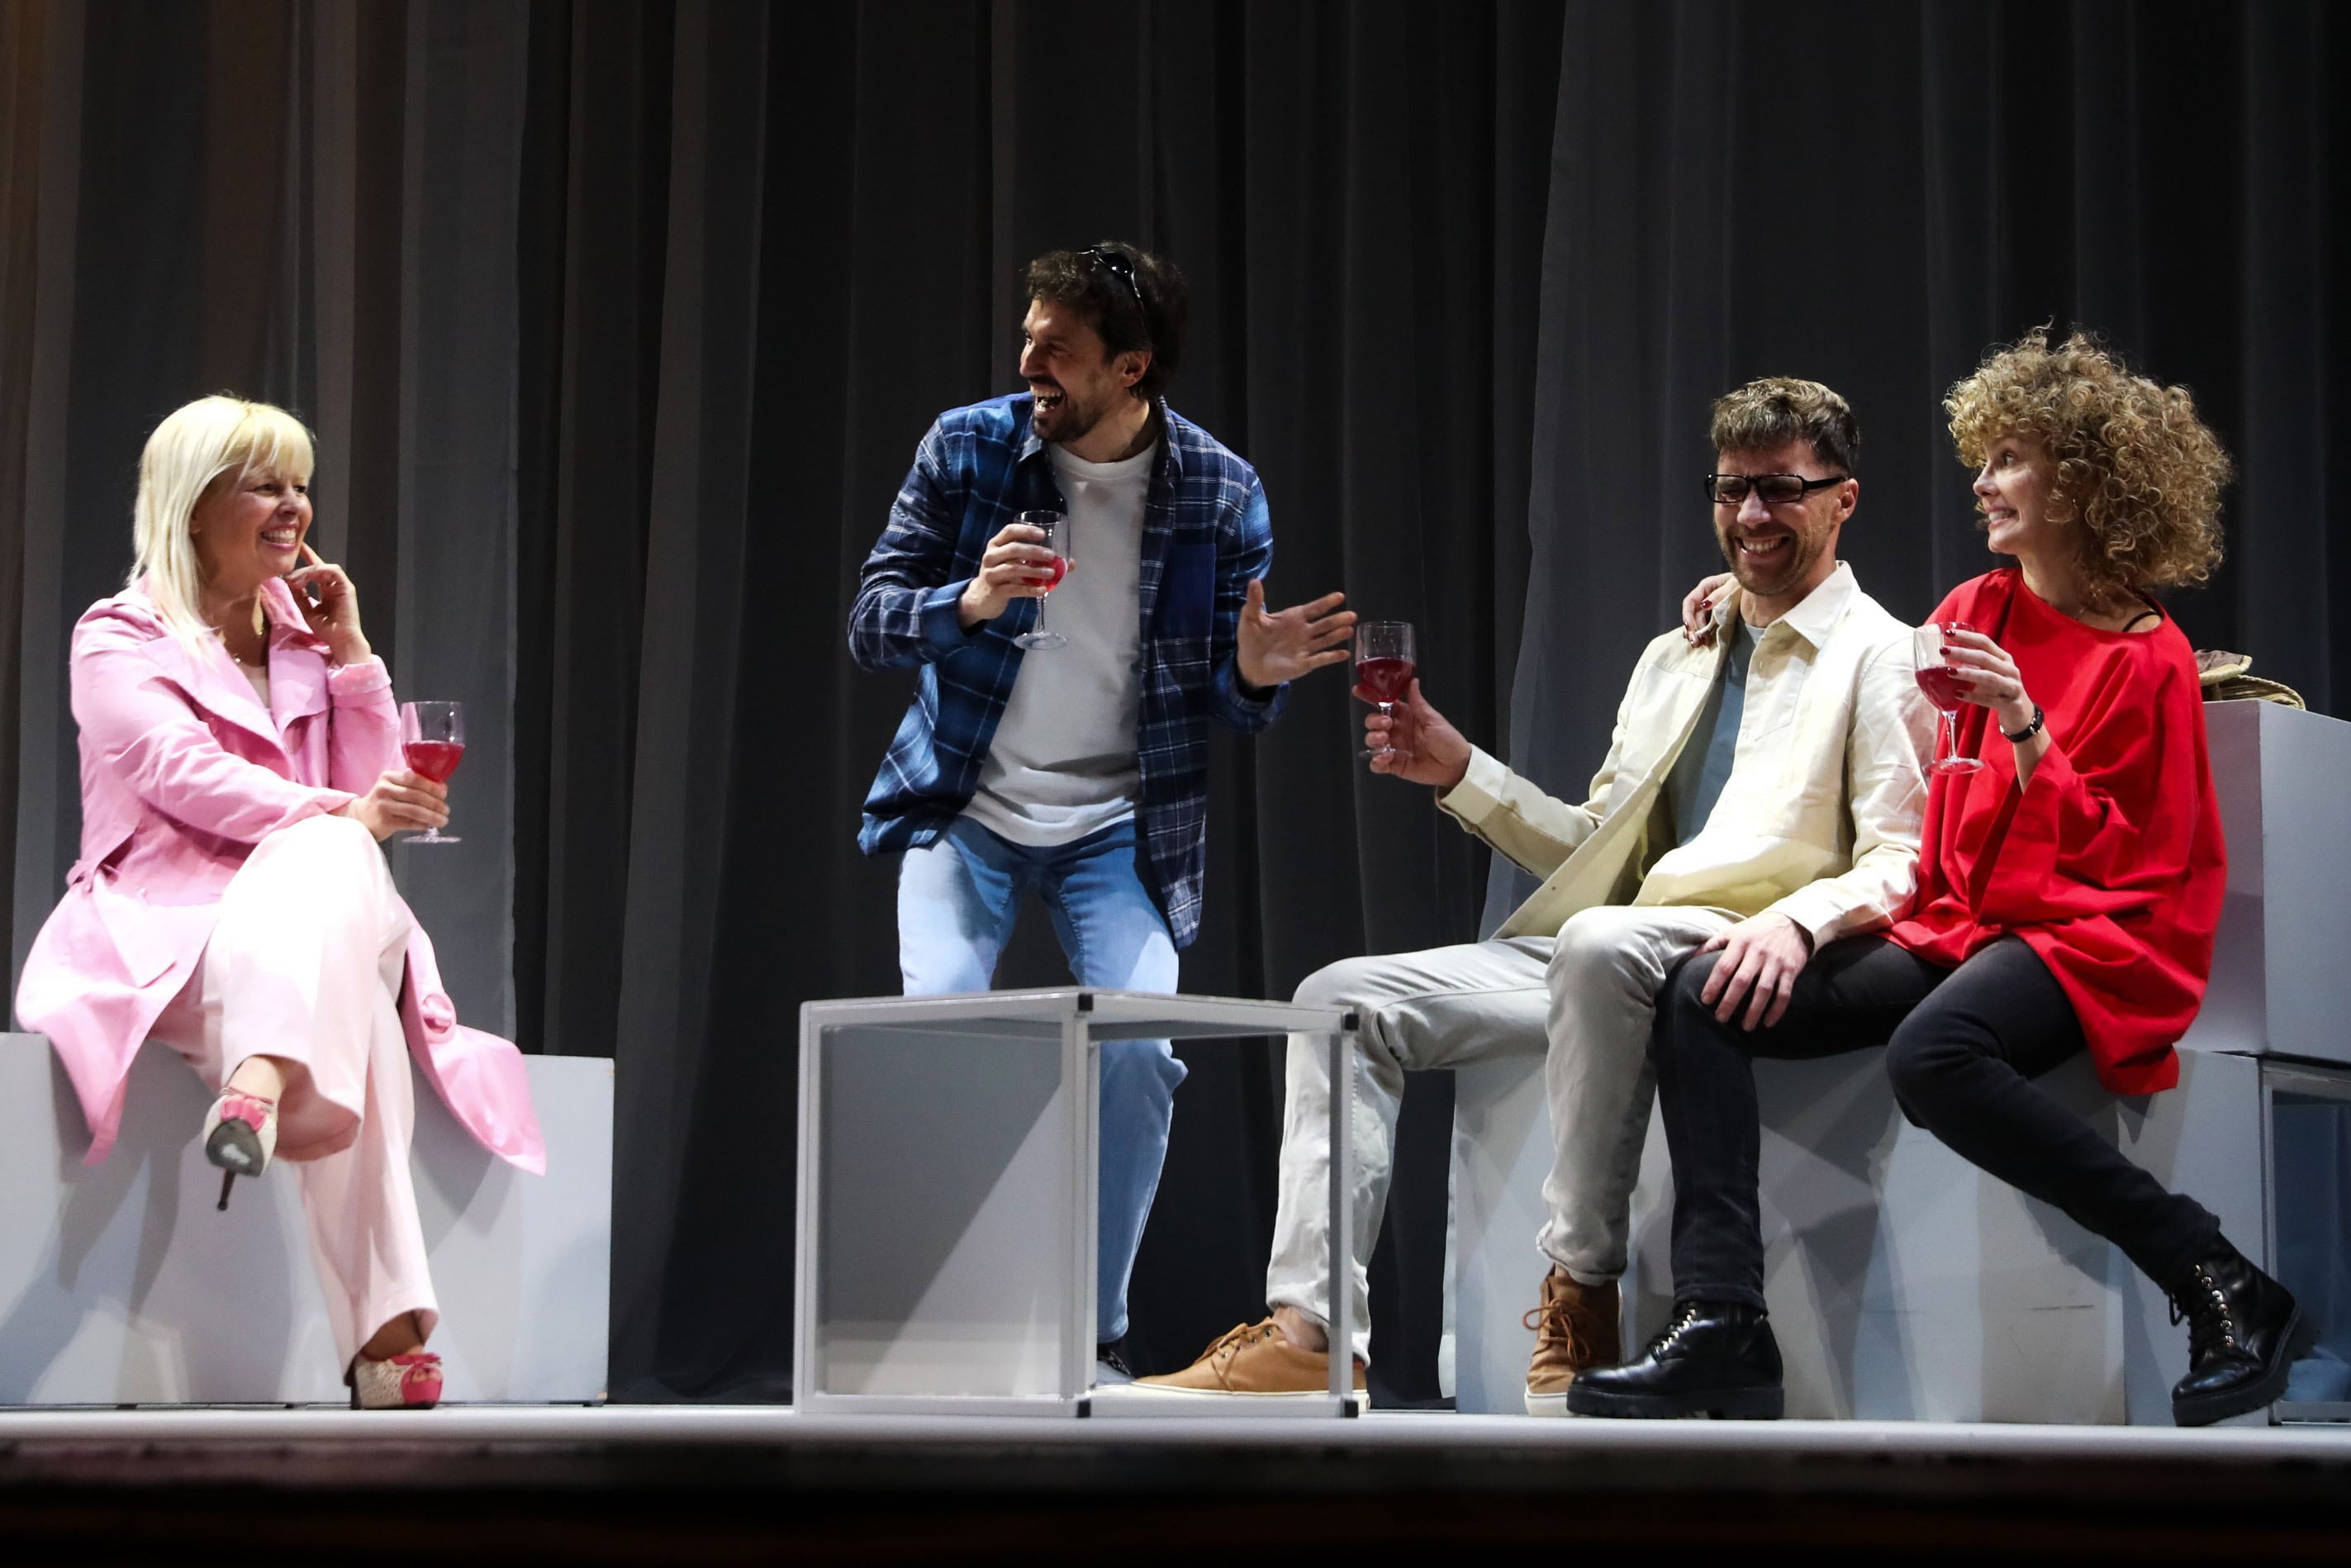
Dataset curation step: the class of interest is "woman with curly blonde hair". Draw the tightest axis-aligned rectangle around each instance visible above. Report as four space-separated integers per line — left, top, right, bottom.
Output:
1580 333 2301 1428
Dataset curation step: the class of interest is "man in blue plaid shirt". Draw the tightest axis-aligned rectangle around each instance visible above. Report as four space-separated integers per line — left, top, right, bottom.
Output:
849 243 1353 1382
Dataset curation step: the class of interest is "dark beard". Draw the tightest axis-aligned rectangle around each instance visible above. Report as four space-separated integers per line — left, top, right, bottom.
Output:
1717 530 1816 599
1037 392 1105 448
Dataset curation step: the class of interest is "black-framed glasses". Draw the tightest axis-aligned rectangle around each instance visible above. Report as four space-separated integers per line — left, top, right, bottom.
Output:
1703 472 1849 506
1085 245 1141 303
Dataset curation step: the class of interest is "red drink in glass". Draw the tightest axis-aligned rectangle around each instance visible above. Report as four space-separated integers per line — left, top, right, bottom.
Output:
1912 621 1984 776
1014 510 1069 650
1913 667 1971 711
1356 656 1416 706
1354 620 1418 762
404 740 466 784
398 699 466 842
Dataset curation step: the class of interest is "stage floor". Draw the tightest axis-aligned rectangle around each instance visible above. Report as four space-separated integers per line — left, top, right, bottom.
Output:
2 1401 2349 1456
4 1405 2348 1563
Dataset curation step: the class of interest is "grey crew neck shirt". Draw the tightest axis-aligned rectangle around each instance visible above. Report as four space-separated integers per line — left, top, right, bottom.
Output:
1665 618 1759 848
960 440 1157 846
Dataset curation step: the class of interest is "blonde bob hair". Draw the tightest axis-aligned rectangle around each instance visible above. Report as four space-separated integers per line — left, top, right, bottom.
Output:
130 394 316 647
1945 330 2230 597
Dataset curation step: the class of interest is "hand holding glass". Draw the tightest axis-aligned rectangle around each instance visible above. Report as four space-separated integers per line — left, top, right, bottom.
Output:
1912 624 1983 776
1355 620 1418 761
399 700 465 843
1012 510 1069 650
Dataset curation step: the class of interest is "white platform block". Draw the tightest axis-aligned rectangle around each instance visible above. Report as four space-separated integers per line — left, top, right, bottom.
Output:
797 990 1358 1418
1449 1048 1553 1415
1447 1048 2263 1423
0 1033 611 1405
1442 702 2347 1422
2185 701 2351 1066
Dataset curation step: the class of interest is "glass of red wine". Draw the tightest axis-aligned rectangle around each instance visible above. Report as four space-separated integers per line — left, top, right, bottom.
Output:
1912 623 1983 776
1355 620 1418 761
399 700 466 843
1012 509 1069 651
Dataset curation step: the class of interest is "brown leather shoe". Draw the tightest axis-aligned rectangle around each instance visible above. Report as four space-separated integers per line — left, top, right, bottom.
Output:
1129 1319 1368 1399
1522 1266 1622 1416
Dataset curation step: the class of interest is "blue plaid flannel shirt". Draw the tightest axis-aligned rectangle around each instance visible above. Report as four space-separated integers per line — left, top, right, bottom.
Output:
849 394 1286 948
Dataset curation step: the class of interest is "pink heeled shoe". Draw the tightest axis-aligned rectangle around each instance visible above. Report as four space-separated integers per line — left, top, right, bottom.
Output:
348 1351 444 1410
201 1088 278 1210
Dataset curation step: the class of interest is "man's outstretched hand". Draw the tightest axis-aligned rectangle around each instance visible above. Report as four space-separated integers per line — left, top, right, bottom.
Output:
1237 580 1355 690
1364 679 1472 790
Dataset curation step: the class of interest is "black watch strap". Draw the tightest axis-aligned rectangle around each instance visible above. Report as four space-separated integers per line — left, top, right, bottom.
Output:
2001 704 2046 744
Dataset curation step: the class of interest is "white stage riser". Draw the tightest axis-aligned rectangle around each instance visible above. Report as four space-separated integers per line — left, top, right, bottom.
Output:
797 991 1359 1416
2184 701 2351 1065
0 1033 611 1405
1450 1048 2267 1424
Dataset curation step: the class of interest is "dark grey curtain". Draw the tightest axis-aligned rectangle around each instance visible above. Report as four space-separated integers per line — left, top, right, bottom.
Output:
2 0 2343 1405
1501 1 2348 930
524 0 1565 1401
2 0 526 1038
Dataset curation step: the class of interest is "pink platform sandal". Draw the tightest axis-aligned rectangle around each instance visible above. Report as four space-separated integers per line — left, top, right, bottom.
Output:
200 1088 278 1210
348 1351 444 1410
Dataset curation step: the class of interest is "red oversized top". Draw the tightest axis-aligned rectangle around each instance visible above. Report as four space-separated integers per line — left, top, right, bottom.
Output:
1884 569 2225 1095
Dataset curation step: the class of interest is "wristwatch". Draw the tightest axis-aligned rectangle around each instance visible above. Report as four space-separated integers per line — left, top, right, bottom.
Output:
2001 704 2046 744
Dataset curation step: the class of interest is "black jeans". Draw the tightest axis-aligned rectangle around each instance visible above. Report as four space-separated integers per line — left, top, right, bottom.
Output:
1655 934 2222 1309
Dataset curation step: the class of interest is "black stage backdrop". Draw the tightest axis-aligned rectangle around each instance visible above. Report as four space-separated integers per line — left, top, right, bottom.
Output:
2 1 2344 1404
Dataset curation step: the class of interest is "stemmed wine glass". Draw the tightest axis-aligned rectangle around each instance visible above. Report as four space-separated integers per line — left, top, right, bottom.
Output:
1355 620 1418 761
1013 510 1070 651
1912 624 1983 776
399 700 467 843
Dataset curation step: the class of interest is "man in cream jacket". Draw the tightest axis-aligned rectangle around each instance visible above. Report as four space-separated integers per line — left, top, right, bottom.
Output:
1135 378 1933 1411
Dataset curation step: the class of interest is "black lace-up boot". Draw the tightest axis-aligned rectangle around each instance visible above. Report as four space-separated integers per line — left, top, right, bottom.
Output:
1566 1299 1783 1419
2166 1243 2311 1427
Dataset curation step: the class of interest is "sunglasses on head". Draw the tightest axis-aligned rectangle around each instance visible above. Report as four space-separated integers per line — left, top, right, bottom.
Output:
1084 246 1141 304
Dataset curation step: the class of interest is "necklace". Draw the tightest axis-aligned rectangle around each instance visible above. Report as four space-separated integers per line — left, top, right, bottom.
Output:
208 596 270 666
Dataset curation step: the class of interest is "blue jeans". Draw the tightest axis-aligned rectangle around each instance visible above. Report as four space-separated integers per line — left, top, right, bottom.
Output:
897 815 1186 1344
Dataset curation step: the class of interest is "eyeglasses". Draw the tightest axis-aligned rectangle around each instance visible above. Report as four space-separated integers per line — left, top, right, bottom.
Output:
1085 245 1141 304
1702 472 1849 506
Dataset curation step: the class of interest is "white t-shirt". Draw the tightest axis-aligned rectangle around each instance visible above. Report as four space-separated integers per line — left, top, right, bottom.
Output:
960 441 1157 846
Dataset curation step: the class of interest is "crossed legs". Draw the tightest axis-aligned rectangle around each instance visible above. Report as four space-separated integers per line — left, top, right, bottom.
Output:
151 813 437 1373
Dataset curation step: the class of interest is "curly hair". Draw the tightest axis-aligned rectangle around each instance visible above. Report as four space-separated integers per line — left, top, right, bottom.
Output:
1944 329 2230 596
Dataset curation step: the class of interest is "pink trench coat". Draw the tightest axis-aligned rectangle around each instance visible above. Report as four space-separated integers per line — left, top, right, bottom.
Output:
13 579 545 1173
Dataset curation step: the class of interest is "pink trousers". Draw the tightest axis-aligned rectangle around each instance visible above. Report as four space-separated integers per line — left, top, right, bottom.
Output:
148 814 438 1368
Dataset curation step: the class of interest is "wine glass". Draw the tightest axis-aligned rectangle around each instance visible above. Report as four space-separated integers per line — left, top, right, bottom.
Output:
1355 620 1418 761
1912 624 1983 776
399 700 466 843
1012 510 1069 651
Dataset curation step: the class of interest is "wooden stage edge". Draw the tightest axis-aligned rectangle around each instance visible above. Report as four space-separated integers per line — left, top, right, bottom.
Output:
0 1403 2347 1461
6 1406 2350 1565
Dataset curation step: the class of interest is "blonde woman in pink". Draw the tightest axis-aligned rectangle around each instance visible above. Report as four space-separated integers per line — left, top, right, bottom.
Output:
14 395 544 1409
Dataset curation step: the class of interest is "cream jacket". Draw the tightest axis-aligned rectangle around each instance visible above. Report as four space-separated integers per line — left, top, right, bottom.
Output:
1441 562 1932 947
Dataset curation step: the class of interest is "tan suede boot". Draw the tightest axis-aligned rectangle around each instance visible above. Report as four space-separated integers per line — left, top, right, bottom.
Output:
1131 1319 1368 1399
1522 1266 1622 1416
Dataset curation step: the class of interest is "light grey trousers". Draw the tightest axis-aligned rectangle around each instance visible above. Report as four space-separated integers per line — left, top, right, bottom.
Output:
1262 904 1736 1363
